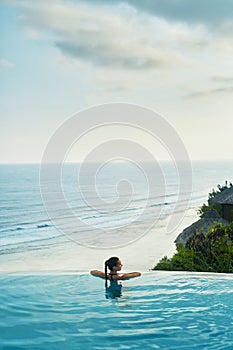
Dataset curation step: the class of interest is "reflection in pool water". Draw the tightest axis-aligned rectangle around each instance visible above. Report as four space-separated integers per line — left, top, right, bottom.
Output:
1 271 233 349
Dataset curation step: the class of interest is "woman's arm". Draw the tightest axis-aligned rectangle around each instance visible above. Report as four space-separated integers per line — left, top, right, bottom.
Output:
90 270 105 279
118 272 141 280
90 270 141 280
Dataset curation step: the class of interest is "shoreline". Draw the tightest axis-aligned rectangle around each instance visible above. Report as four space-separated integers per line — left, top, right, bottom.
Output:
0 206 199 273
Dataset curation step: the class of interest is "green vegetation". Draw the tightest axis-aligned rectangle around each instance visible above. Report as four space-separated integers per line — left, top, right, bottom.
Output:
198 202 222 218
153 223 233 273
198 181 232 218
153 182 233 273
208 181 232 199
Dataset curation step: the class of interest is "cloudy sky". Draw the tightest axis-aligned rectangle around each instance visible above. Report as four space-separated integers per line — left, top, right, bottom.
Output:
1 0 233 162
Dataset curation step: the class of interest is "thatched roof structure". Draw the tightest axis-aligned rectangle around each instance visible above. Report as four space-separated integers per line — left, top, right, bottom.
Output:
175 210 229 246
209 186 233 205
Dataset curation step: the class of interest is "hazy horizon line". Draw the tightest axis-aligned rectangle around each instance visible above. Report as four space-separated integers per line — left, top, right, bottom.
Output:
0 159 232 165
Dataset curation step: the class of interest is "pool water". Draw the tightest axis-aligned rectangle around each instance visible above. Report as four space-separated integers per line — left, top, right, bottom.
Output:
1 272 233 350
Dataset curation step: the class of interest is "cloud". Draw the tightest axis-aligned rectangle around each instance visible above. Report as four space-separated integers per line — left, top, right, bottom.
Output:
135 0 233 28
211 76 233 83
186 86 233 98
84 0 233 29
24 27 41 39
0 58 14 68
17 0 209 70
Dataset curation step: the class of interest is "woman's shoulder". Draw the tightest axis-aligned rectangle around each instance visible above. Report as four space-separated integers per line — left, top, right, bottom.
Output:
118 272 141 280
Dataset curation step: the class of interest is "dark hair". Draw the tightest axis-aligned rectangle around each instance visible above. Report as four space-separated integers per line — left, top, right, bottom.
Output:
104 257 119 288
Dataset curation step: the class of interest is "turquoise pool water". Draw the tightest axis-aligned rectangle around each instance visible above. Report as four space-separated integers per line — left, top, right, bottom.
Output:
1 272 233 350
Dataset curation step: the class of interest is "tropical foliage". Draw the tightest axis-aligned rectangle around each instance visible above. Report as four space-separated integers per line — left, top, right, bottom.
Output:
153 223 233 273
198 181 232 218
153 182 233 273
208 181 232 199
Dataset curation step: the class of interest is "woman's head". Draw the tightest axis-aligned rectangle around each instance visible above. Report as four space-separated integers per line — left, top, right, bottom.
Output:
105 257 123 272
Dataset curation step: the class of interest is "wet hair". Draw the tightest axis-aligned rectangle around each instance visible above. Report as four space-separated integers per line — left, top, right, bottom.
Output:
104 257 119 288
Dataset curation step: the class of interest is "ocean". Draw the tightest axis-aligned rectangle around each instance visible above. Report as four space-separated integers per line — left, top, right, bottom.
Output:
0 161 233 273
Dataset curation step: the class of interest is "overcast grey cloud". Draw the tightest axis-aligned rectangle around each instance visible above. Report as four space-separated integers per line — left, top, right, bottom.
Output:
2 0 233 162
128 0 233 26
186 86 233 98
55 40 163 69
211 76 233 83
83 0 233 28
19 0 207 70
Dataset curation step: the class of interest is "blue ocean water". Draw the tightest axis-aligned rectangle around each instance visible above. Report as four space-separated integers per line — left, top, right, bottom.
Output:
0 161 233 270
1 271 233 350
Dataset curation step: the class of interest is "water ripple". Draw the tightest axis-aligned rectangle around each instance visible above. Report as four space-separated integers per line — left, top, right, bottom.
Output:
1 272 233 349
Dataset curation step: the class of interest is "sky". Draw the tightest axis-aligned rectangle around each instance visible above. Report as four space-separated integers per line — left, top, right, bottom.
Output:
1 0 233 163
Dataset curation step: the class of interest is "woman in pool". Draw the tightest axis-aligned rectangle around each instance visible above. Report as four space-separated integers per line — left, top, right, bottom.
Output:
90 256 141 288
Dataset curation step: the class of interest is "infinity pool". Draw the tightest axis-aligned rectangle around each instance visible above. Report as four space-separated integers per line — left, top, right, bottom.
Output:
1 272 233 349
